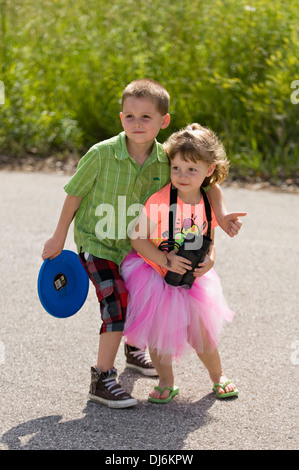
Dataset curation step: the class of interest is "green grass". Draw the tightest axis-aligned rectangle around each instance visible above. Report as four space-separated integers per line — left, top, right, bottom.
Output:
0 0 298 181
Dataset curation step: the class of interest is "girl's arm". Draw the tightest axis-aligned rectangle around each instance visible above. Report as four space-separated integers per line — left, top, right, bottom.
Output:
42 194 83 260
130 211 192 275
207 184 246 237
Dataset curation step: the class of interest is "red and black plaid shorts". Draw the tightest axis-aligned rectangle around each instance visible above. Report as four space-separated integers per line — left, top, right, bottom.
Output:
79 253 128 334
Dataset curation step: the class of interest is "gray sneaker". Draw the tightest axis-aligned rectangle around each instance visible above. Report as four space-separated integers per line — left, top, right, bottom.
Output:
124 344 158 376
88 367 138 408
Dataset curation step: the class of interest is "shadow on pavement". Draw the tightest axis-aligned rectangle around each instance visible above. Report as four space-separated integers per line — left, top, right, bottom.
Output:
1 393 216 450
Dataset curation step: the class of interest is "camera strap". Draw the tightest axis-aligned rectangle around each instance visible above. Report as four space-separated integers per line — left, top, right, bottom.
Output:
167 185 212 252
200 187 212 239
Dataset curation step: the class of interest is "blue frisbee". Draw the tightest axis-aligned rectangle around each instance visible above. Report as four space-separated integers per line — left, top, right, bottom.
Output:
37 250 89 318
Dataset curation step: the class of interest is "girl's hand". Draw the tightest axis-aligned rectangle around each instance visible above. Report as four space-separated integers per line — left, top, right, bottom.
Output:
165 250 192 274
193 245 215 278
42 235 65 260
218 212 247 237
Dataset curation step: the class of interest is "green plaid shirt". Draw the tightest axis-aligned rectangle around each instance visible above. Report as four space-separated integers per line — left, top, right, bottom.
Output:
64 131 170 265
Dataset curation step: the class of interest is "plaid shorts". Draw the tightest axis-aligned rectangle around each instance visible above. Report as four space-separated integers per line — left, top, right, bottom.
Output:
79 253 128 334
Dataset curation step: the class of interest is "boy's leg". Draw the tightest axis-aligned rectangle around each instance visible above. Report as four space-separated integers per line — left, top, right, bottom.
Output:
80 253 138 407
97 331 123 372
80 253 156 375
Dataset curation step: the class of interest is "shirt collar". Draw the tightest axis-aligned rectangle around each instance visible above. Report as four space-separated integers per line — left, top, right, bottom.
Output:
115 131 168 163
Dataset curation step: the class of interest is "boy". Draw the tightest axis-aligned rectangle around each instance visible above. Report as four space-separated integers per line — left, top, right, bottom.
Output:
42 79 243 408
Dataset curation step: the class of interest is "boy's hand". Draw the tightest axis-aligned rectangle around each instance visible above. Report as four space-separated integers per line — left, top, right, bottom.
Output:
218 212 247 237
193 245 215 278
42 236 65 260
41 194 81 261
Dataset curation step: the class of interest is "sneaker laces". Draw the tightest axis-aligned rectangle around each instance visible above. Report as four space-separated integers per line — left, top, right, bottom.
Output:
103 372 127 397
130 349 152 366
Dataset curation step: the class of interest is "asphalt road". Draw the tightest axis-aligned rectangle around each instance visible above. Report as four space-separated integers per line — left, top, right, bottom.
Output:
0 170 298 451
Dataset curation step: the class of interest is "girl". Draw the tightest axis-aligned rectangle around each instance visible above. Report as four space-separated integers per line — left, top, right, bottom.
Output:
121 123 242 403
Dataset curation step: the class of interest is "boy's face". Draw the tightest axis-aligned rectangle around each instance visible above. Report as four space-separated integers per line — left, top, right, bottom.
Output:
120 97 170 147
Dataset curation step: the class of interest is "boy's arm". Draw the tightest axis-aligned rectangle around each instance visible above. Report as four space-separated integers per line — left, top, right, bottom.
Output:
42 194 83 260
207 184 246 237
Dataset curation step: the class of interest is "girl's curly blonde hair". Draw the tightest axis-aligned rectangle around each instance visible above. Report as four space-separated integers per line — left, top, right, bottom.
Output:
163 123 229 187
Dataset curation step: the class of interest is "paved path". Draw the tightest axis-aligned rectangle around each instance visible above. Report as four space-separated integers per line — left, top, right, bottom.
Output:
0 170 298 451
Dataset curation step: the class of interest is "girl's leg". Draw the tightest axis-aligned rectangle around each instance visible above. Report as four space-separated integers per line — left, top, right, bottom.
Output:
149 348 174 399
197 347 237 395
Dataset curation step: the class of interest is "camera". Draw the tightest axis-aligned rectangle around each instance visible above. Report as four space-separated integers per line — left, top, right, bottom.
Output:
164 233 212 289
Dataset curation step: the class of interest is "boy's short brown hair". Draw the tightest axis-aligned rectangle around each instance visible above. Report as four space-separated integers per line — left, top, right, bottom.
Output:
122 79 170 115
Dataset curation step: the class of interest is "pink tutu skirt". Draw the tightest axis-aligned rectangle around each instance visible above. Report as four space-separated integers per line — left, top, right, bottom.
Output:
121 252 234 364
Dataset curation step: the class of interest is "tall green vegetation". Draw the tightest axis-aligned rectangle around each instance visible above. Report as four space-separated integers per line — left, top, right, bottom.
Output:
0 0 298 180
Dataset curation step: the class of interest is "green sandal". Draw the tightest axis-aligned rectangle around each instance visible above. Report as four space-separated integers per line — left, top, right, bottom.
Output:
148 386 179 404
213 380 239 398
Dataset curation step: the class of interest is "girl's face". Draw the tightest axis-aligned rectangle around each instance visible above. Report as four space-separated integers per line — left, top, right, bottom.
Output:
170 152 215 204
